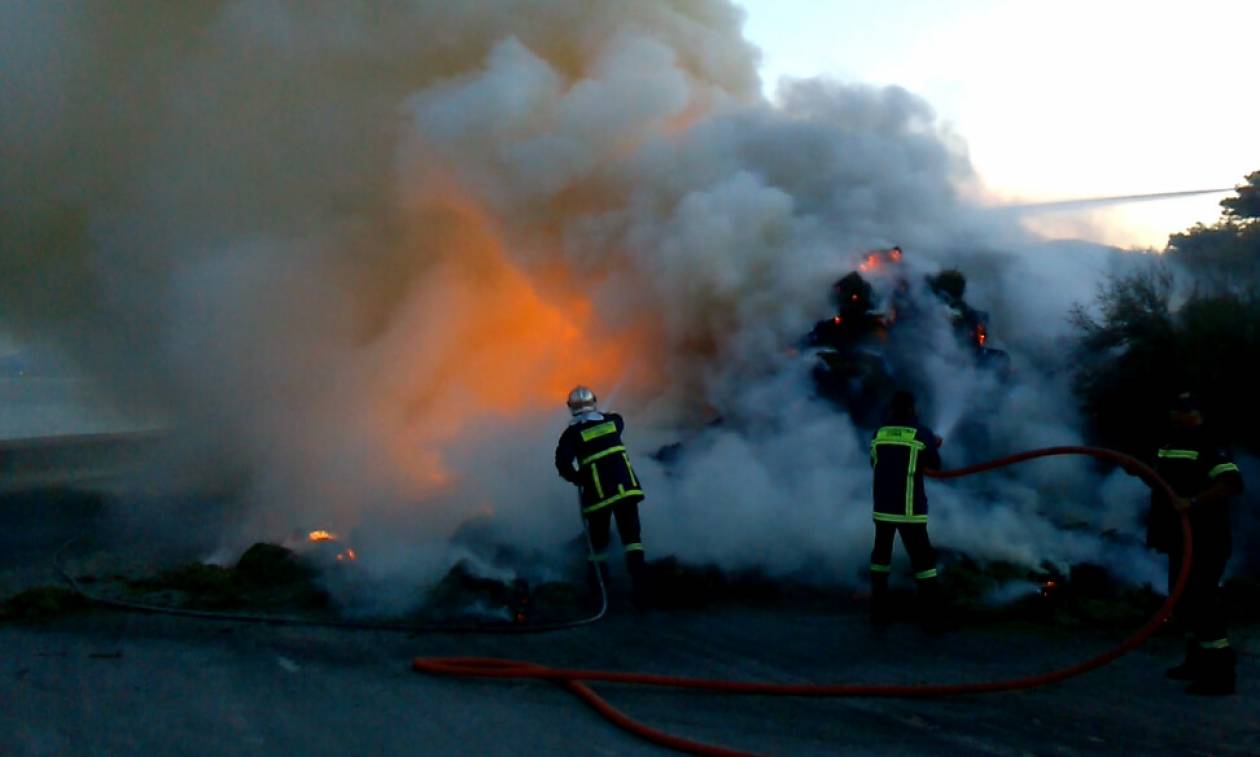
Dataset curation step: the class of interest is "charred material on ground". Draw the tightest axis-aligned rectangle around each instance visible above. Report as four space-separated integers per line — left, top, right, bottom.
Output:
121 542 330 612
11 542 1211 633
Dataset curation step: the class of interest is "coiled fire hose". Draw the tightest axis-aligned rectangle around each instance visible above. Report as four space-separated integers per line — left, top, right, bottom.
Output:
411 446 1191 757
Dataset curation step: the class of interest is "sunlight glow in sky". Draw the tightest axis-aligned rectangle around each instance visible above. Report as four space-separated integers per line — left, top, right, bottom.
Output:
739 0 1260 248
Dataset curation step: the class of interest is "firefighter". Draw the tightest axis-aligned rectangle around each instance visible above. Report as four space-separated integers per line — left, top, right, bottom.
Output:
555 385 649 607
868 390 945 627
1148 392 1244 695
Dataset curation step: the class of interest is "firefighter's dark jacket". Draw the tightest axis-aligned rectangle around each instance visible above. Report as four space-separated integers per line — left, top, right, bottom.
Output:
870 423 941 523
1148 428 1245 553
555 412 645 515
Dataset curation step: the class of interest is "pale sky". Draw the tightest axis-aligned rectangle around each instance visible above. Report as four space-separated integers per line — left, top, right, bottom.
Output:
739 0 1260 248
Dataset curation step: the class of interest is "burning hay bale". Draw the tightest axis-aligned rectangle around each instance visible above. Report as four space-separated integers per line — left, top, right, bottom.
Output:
938 554 1163 629
123 543 329 612
235 543 317 587
806 251 1012 422
421 560 524 621
414 554 834 619
417 560 590 624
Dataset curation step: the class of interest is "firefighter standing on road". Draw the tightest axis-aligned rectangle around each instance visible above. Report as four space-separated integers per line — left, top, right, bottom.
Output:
869 390 944 626
1149 392 1244 695
555 386 649 607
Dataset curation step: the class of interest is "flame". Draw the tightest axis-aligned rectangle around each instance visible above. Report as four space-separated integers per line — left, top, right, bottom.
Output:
307 530 357 562
374 187 660 494
975 324 988 346
857 247 903 272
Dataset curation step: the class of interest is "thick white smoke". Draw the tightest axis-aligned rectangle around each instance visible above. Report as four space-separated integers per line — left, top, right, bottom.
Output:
1 1 1161 608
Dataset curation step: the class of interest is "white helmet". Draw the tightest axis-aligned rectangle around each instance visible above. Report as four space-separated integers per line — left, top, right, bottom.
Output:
566 385 597 414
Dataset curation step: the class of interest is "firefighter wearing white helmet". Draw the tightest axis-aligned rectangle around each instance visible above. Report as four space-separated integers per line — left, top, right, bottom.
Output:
555 385 649 607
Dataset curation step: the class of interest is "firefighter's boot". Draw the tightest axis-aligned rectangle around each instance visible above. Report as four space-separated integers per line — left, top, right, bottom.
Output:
625 550 652 609
1165 638 1203 681
869 572 891 626
1186 647 1236 696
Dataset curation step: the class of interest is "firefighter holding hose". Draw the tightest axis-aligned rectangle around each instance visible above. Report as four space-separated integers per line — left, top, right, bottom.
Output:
1149 391 1245 695
868 389 946 628
555 386 650 608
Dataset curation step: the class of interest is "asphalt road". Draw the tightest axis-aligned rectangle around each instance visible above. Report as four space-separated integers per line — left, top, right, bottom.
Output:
4 487 1259 755
4 595 1259 755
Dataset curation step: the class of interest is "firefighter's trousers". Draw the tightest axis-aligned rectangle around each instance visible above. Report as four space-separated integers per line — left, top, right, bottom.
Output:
584 500 648 602
869 522 941 623
1167 530 1230 649
870 522 937 580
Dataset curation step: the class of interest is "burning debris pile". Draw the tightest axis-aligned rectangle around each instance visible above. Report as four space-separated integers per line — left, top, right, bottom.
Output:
122 543 330 613
37 522 595 624
421 561 591 625
9 544 1260 631
805 246 1011 427
924 268 1008 367
305 530 358 564
933 555 1163 628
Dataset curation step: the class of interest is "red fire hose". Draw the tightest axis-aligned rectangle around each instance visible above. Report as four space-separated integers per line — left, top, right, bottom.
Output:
412 446 1191 756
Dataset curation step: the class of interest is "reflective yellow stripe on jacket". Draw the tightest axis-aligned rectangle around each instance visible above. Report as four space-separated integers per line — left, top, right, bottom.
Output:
1158 449 1200 461
871 426 927 523
577 422 643 513
1209 463 1240 479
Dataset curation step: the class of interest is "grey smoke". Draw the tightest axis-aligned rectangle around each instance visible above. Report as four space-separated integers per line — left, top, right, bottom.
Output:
1 1 1168 610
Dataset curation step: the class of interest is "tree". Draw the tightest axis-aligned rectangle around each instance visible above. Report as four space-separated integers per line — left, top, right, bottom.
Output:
1073 172 1260 454
1221 170 1260 223
1073 270 1260 455
1071 268 1179 454
1166 170 1260 284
